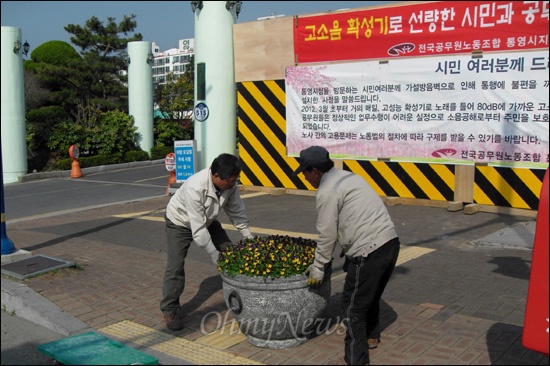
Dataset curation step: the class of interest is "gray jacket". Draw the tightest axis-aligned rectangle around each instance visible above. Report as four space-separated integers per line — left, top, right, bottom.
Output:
313 168 398 268
165 168 252 254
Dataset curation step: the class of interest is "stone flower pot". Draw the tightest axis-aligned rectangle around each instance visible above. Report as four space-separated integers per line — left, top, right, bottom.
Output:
221 265 331 349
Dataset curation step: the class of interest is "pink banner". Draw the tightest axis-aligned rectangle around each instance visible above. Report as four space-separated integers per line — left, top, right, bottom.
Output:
294 1 549 63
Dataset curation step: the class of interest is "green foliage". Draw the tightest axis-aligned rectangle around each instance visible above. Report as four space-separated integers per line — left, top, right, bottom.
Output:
47 120 88 155
124 150 150 162
93 110 140 158
26 105 70 151
154 70 194 121
218 236 317 278
65 14 142 56
151 145 173 160
154 119 192 147
26 106 72 172
153 62 195 147
29 40 81 65
48 110 139 160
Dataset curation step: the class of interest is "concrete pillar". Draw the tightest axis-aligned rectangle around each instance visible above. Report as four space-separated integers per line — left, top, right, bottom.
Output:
128 41 154 157
193 1 238 169
1 26 27 184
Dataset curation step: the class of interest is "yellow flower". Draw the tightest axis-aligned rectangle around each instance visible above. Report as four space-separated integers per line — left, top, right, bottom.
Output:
217 235 317 279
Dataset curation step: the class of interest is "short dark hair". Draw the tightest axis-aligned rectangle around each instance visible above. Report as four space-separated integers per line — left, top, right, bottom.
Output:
305 159 334 174
211 153 241 179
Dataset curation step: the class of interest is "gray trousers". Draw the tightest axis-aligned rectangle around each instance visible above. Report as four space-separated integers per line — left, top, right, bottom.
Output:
160 215 231 315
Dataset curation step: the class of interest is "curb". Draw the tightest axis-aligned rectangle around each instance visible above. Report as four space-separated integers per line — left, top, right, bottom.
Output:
0 278 195 365
1 277 90 337
18 159 166 183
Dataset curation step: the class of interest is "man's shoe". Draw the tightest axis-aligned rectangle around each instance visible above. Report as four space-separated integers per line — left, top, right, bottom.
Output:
164 312 184 331
367 337 379 349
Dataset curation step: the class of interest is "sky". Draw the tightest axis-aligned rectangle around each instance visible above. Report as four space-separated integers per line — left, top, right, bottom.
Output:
1 1 397 53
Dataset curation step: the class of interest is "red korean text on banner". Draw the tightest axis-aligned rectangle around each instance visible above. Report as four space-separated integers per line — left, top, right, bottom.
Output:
294 1 549 63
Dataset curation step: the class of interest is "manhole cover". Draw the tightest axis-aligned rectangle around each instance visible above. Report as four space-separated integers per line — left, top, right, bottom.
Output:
1 254 75 280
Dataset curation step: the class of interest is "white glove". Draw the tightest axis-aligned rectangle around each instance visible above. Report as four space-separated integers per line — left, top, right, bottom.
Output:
205 242 220 266
246 235 255 240
210 250 220 265
305 264 324 286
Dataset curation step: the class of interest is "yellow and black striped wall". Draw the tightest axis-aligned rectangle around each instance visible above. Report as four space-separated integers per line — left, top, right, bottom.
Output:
237 80 546 211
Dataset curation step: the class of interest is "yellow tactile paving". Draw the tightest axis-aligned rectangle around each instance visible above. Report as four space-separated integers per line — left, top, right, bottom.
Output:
396 245 435 266
196 320 247 349
100 320 261 365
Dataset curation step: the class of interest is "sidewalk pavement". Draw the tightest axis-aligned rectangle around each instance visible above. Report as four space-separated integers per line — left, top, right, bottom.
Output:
1 188 549 365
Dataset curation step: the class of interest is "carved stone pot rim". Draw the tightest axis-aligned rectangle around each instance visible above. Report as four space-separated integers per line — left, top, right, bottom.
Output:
220 272 309 290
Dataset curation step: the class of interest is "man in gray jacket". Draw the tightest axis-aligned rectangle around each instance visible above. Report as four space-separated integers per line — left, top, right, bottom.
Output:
295 146 400 365
161 153 253 331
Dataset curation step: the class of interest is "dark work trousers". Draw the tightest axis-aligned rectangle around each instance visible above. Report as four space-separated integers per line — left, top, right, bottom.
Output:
342 237 400 365
160 215 231 316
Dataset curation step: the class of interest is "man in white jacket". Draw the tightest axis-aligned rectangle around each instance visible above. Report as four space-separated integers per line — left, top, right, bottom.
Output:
161 153 253 331
295 146 400 365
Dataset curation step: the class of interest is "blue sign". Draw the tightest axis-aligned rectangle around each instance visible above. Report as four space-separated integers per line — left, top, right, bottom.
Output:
194 102 209 122
174 140 197 182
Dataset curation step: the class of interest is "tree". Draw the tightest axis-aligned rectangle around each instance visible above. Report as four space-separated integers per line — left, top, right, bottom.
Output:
23 15 145 171
64 14 143 113
153 55 195 146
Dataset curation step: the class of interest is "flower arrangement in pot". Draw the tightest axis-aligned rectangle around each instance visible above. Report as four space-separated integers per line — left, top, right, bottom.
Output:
217 235 332 349
217 234 316 278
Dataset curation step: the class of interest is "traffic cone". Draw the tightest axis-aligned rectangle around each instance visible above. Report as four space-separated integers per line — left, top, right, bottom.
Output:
70 158 82 178
166 170 176 194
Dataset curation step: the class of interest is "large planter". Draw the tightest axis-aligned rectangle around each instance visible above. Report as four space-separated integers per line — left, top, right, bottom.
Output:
221 266 331 349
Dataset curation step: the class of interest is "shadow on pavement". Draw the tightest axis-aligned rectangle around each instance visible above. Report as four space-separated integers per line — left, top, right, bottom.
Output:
488 256 531 280
486 322 549 365
309 293 398 341
179 275 224 317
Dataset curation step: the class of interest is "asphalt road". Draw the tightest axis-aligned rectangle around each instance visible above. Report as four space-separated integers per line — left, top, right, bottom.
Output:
3 163 169 223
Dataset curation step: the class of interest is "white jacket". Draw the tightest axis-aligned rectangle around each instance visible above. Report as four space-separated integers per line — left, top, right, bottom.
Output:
314 168 398 267
165 168 252 254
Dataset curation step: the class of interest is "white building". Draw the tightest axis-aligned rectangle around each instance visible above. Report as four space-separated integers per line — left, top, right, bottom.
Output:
151 38 194 86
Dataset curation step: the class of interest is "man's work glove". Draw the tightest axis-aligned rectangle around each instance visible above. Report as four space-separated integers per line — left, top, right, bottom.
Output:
206 243 220 266
305 264 324 286
209 250 220 265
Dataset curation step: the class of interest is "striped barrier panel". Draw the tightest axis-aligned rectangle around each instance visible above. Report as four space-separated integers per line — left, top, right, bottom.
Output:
237 80 545 210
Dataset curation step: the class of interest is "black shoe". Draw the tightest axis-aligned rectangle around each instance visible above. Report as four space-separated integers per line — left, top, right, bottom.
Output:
164 312 184 331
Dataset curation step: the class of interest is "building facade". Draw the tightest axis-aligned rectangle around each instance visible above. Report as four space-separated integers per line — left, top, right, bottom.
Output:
151 38 194 86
